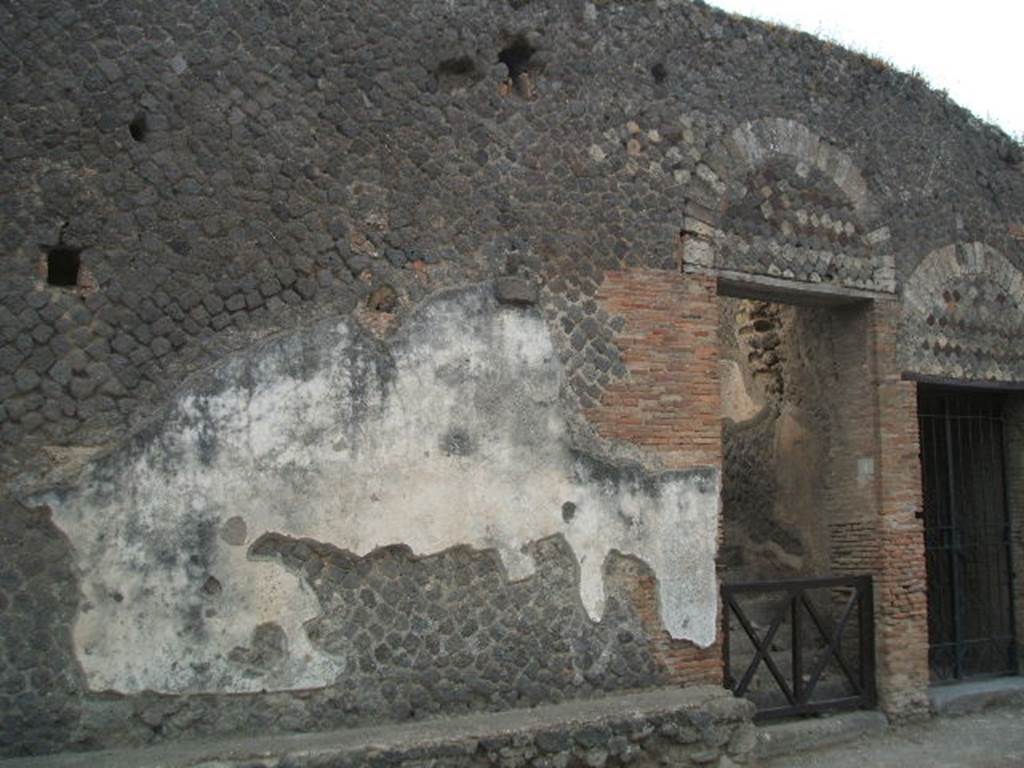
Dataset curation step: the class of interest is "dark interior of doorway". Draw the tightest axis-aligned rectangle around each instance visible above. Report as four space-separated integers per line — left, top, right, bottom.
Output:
918 385 1018 683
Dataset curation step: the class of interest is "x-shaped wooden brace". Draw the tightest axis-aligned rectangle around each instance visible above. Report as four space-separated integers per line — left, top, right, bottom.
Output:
727 595 795 704
799 589 862 700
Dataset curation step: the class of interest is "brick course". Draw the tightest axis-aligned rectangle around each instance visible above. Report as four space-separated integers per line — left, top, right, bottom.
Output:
586 270 720 470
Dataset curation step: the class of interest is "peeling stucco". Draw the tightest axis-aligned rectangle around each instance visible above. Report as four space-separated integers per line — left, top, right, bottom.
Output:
35 286 719 695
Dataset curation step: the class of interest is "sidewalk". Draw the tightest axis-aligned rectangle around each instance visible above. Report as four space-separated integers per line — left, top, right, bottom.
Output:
0 686 756 768
764 703 1024 767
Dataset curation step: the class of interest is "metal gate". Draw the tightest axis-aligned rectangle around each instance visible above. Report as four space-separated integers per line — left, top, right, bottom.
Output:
918 387 1018 682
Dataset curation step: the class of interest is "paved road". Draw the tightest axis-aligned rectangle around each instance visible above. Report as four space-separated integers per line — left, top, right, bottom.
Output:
765 706 1024 767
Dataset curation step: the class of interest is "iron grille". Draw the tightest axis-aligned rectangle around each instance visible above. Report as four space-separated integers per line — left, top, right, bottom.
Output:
918 387 1018 683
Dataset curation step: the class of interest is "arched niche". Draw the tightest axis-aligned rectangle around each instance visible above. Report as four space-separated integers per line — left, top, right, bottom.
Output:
901 242 1024 381
681 118 895 299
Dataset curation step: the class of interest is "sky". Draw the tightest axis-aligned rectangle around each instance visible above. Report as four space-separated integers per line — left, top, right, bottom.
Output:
707 1 1024 140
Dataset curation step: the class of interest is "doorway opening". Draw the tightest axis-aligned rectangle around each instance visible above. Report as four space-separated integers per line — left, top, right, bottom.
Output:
718 291 878 715
918 386 1018 683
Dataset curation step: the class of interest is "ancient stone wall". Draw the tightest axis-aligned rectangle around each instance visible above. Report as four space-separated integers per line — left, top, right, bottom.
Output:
2 0 1023 755
869 303 930 715
3 0 1022 488
902 243 1024 381
35 286 718 693
2 285 723 754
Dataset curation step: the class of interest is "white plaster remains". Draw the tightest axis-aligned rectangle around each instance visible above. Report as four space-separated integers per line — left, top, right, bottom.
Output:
719 359 762 423
37 288 720 695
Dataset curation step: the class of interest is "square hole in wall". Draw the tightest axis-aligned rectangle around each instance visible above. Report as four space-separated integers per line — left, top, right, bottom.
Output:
46 246 82 287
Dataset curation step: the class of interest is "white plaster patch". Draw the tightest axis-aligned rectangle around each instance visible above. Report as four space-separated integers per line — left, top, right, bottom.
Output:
857 457 876 488
38 287 720 694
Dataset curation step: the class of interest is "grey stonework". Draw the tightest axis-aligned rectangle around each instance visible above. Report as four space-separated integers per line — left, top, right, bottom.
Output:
250 534 663 716
2 0 1022 485
2 524 666 756
66 540 663 757
683 117 897 295
2 0 1024 758
0 687 757 768
0 501 84 756
901 241 1024 381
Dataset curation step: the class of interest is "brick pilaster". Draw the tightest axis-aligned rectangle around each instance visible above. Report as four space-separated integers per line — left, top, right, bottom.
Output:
869 300 930 716
585 269 723 684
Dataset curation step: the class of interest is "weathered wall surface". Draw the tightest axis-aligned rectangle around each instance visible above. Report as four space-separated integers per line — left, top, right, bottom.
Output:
0 501 84 755
902 242 1024 381
2 0 1024 755
34 286 718 697
718 299 835 581
2 0 1023 486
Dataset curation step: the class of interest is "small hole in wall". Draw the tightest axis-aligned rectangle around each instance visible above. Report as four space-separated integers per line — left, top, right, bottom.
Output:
562 501 577 523
368 284 398 313
46 245 82 287
651 62 667 84
498 34 537 97
499 36 534 79
129 112 148 142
